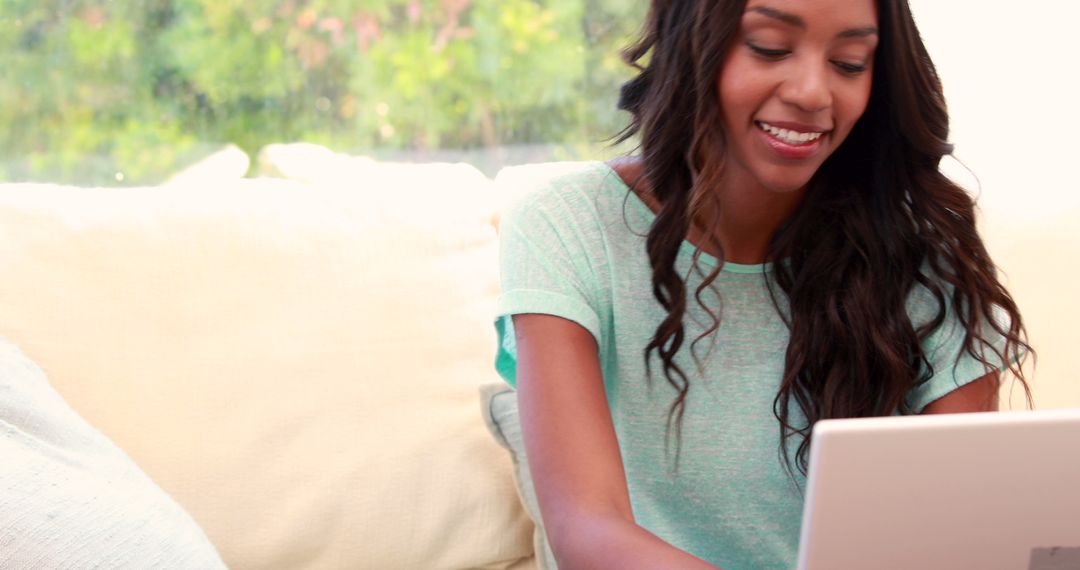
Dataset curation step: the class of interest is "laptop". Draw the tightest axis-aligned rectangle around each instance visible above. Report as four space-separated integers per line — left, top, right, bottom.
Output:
796 409 1080 570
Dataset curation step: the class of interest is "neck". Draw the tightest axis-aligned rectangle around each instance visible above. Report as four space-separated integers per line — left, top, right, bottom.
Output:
698 176 804 264
609 157 805 265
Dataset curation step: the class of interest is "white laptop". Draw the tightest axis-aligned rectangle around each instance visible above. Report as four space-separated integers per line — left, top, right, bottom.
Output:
796 409 1080 570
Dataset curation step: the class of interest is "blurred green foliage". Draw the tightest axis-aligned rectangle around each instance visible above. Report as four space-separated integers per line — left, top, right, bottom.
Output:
0 0 644 185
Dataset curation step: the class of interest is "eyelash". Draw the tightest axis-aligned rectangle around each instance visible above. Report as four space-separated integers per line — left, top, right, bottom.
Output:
746 43 868 76
748 44 789 59
832 61 868 75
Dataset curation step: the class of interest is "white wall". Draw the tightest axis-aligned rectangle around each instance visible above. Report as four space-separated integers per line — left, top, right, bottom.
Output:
912 0 1079 214
911 0 1080 408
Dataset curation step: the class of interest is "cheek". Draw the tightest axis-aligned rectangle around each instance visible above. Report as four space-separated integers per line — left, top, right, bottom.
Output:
716 53 765 120
717 75 761 132
839 77 874 126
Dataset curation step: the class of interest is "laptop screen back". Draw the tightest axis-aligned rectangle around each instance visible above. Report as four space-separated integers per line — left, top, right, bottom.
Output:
796 409 1080 570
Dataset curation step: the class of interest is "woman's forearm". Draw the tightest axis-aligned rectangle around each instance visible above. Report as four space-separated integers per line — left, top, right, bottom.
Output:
547 512 722 570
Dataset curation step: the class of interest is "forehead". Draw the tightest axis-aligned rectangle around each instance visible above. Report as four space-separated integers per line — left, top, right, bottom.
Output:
743 0 879 29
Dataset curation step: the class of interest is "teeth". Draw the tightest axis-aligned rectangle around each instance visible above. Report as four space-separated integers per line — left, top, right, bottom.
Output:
758 121 824 145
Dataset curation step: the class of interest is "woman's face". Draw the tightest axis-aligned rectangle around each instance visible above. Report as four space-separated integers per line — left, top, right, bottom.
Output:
718 0 878 194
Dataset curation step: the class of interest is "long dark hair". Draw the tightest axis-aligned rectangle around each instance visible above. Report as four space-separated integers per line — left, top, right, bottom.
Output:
616 0 1033 475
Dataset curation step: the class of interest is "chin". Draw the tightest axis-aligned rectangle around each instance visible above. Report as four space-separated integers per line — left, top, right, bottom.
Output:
757 170 817 194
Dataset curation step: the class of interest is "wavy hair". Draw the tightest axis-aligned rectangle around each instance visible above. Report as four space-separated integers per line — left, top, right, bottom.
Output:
615 0 1033 474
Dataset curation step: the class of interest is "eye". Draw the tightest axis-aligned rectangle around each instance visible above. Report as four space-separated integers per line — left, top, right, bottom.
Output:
747 43 790 60
832 60 869 75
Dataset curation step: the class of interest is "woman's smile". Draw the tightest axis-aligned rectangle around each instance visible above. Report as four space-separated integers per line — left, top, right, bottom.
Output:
755 120 831 159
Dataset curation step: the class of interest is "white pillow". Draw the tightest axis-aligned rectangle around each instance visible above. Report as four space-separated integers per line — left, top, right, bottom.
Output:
0 338 226 569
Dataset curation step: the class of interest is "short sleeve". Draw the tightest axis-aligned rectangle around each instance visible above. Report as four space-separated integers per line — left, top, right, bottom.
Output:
494 180 606 388
904 281 1020 413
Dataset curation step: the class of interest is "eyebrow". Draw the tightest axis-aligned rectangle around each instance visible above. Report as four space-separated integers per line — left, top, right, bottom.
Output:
747 6 879 38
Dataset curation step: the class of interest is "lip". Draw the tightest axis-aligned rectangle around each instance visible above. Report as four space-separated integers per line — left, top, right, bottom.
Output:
755 120 831 160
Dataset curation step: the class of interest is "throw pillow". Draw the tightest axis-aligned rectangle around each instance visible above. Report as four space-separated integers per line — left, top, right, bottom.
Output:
0 338 227 569
481 382 559 570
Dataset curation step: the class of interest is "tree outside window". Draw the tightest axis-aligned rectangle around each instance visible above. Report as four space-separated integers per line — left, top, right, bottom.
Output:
0 0 645 185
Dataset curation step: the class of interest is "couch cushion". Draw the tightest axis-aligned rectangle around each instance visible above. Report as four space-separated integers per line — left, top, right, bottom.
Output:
0 170 533 569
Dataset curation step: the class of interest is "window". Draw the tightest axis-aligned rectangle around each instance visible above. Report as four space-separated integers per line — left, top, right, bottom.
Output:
0 0 645 185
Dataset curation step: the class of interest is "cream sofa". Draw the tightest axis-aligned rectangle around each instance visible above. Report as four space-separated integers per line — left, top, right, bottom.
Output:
0 150 1075 569
0 152 535 569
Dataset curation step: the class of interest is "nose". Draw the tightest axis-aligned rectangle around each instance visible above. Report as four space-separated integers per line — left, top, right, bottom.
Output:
778 59 832 113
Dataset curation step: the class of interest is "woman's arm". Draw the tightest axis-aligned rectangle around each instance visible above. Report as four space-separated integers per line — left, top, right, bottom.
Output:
513 313 721 570
921 371 1000 414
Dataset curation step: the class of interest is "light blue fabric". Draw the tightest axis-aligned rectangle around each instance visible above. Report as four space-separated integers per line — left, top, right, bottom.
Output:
494 161 1007 570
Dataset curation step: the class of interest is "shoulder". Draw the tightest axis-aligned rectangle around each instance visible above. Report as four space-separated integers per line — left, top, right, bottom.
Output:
495 160 631 231
905 271 947 326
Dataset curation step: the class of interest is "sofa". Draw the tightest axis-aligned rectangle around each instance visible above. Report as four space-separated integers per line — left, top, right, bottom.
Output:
0 147 537 569
0 146 1075 569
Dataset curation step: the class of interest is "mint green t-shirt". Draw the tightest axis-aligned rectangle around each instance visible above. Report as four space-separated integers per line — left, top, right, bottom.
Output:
494 161 1000 570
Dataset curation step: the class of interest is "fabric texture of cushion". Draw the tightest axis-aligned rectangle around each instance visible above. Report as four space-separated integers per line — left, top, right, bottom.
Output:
481 382 557 570
0 167 534 569
0 337 227 569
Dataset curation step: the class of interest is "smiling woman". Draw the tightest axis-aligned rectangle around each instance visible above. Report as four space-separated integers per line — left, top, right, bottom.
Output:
494 0 1032 568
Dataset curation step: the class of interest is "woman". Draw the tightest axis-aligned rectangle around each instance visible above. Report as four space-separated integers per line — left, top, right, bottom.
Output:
494 0 1031 568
